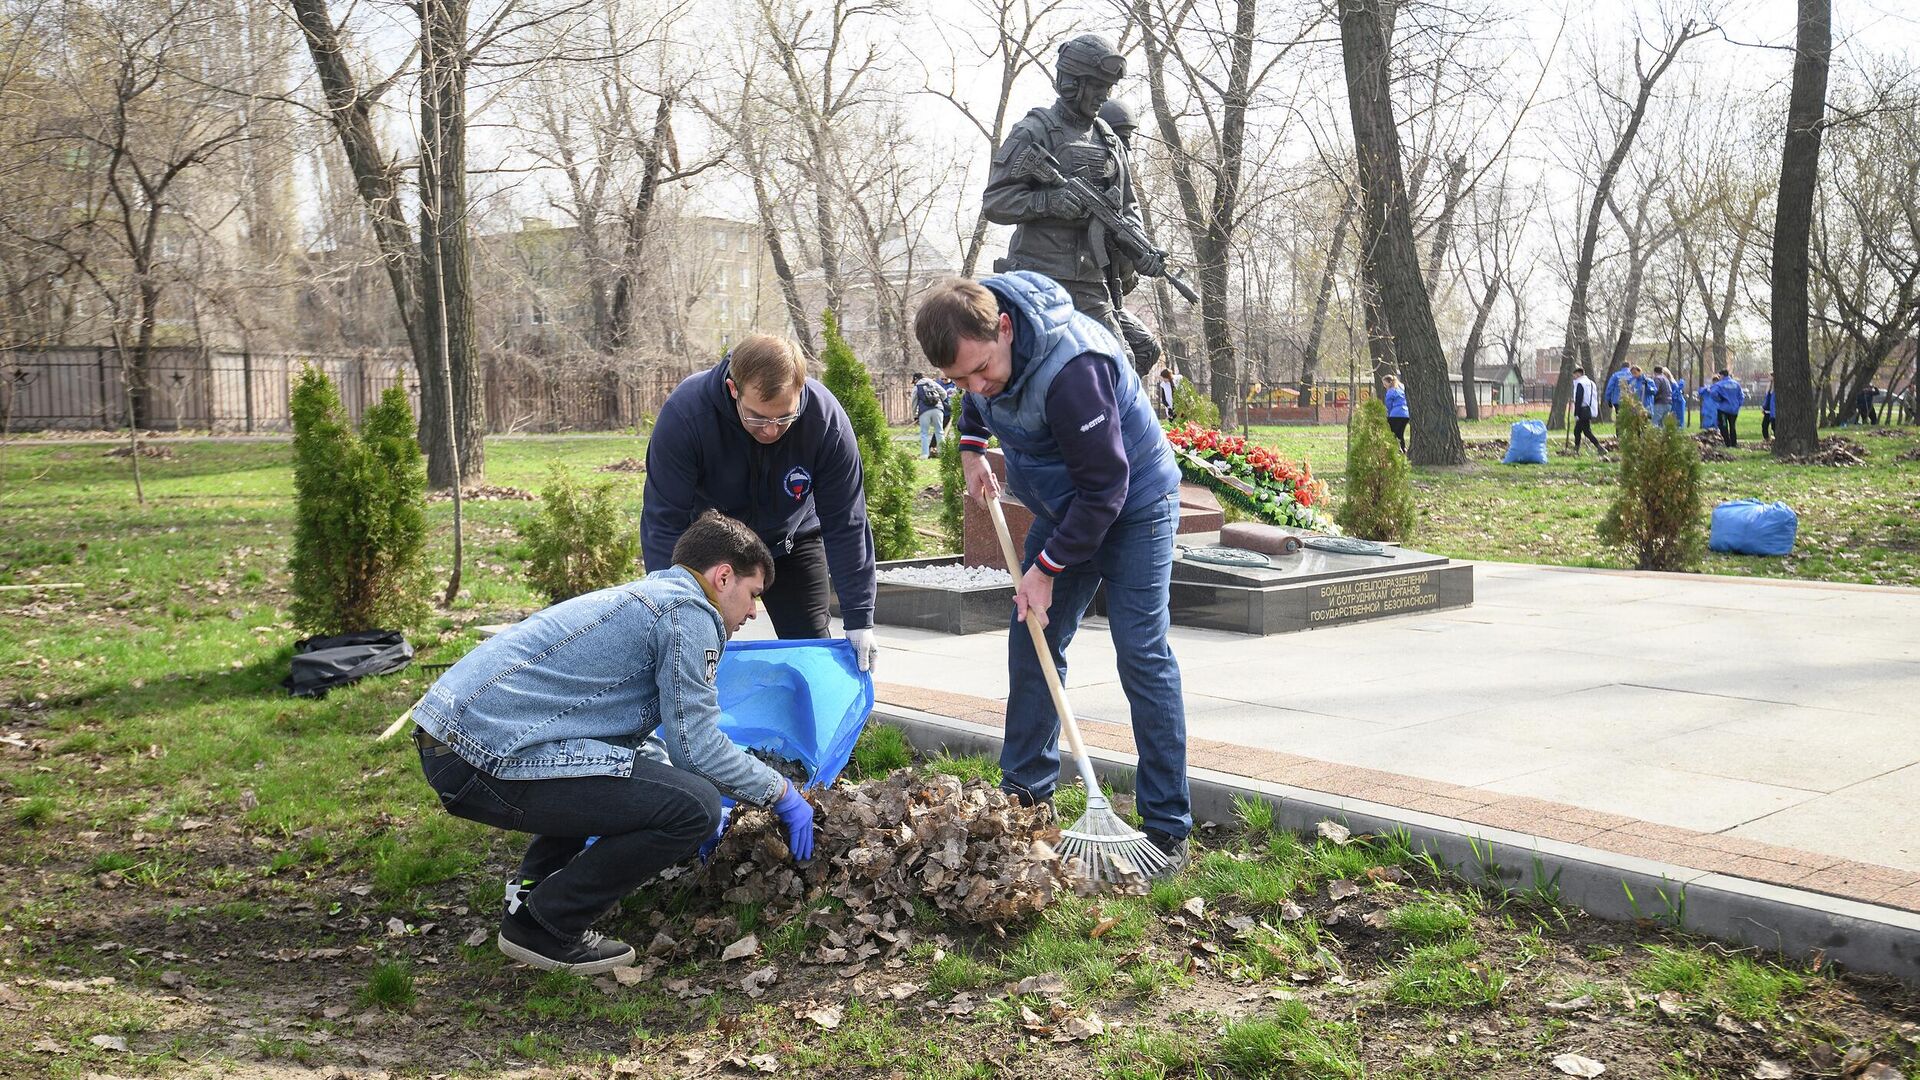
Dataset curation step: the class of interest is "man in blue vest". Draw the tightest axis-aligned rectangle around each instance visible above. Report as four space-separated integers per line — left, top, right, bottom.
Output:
1707 368 1744 447
912 272 1190 873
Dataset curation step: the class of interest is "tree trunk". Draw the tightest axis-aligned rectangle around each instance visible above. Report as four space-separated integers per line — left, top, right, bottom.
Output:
1769 0 1830 459
1299 188 1354 388
1458 272 1499 421
418 0 485 487
289 0 429 386
608 95 673 350
1338 0 1463 465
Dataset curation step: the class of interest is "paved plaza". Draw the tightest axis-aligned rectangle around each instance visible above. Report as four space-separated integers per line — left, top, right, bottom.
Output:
781 561 1920 912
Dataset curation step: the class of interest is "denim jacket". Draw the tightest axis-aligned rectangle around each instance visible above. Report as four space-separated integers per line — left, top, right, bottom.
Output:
411 566 783 806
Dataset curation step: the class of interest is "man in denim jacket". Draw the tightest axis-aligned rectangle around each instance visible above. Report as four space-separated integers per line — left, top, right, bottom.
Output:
410 512 816 973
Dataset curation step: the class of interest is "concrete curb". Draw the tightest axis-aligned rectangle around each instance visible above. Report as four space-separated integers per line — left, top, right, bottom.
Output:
872 703 1920 984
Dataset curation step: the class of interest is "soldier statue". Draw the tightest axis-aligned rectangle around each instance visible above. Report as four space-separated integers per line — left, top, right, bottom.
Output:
1096 98 1163 375
983 34 1190 375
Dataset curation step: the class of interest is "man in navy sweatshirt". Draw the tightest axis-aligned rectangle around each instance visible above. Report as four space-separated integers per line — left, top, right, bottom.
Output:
642 334 881 671
913 271 1190 874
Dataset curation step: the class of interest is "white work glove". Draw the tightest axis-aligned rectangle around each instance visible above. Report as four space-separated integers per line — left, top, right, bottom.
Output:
845 627 879 673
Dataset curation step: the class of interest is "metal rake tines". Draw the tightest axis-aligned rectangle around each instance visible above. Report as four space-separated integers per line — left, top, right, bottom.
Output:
1057 828 1171 883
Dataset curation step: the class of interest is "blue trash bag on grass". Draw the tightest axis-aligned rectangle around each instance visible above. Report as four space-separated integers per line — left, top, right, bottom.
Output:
1709 499 1798 556
1503 420 1549 464
715 639 874 789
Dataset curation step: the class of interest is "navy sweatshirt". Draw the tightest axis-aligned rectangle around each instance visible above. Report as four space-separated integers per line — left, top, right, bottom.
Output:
642 360 877 630
958 309 1130 577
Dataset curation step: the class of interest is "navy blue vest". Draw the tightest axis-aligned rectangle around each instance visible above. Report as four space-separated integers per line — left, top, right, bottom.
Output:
977 271 1179 523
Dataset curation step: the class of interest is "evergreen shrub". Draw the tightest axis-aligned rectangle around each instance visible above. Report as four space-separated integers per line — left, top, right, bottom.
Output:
1334 398 1416 541
289 368 429 634
821 310 917 560
1599 397 1705 570
519 466 640 603
1171 376 1220 428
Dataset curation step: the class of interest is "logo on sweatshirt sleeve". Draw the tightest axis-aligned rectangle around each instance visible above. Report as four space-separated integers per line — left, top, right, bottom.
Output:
783 466 813 501
705 648 719 685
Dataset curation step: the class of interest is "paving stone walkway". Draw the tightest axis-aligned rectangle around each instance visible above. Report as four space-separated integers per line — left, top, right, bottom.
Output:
798 561 1920 914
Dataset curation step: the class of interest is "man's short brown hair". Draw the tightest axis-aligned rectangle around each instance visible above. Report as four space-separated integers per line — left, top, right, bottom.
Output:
914 278 1001 367
671 511 775 586
728 334 806 399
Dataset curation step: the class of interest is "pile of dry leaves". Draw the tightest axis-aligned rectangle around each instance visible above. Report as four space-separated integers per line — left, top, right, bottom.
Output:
704 772 1072 927
1782 436 1869 467
598 457 646 473
103 444 178 460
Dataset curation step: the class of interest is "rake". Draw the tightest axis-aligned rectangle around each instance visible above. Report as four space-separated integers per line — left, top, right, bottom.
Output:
985 481 1171 885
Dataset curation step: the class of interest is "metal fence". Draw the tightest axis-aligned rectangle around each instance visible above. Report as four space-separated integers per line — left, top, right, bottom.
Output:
1 347 928 433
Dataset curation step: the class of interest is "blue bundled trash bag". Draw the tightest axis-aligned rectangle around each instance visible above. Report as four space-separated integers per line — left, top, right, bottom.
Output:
1503 420 1548 464
1709 500 1798 556
715 639 875 789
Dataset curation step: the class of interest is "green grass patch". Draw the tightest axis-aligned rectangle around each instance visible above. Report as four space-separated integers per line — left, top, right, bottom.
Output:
1182 848 1298 909
926 751 1000 785
927 949 1002 994
1215 998 1362 1079
13 796 56 827
1100 1027 1205 1079
849 723 913 779
1631 945 1808 1021
1384 899 1472 943
1386 936 1507 1007
359 960 416 1011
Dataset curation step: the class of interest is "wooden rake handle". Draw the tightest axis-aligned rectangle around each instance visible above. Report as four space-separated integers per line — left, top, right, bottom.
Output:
984 486 1102 794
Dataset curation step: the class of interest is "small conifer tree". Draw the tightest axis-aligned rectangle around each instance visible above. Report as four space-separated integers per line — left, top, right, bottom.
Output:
1171 376 1220 428
1599 396 1705 570
520 466 641 603
290 369 429 633
820 311 917 560
938 404 966 552
1335 398 1416 541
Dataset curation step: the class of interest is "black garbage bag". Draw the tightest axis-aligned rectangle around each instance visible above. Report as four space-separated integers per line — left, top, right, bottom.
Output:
282 630 413 698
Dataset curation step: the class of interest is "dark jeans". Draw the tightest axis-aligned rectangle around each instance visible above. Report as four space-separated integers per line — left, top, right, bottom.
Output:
1572 415 1602 453
1718 412 1739 448
1001 491 1190 840
1761 414 1775 440
418 742 720 938
764 532 831 639
1388 416 1409 451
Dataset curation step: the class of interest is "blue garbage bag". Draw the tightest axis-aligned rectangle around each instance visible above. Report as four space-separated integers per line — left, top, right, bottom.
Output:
1503 420 1548 464
1709 500 1798 556
1700 393 1719 430
715 639 875 789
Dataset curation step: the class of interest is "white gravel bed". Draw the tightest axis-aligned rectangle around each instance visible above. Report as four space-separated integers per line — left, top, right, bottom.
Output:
876 563 1015 589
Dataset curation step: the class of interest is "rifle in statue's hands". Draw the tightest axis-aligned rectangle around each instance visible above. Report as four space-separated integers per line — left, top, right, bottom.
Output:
1011 144 1200 304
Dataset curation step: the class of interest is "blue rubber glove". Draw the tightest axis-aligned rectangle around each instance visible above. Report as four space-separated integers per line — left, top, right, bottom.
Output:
698 804 731 863
773 782 815 861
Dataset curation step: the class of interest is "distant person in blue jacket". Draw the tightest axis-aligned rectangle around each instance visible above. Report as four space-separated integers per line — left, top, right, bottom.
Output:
1383 374 1410 452
1761 386 1776 441
1707 368 1744 447
643 334 881 671
1604 363 1633 412
1633 365 1656 410
1673 374 1689 429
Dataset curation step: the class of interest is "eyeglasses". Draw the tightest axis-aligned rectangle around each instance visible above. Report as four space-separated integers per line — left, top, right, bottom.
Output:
737 399 802 429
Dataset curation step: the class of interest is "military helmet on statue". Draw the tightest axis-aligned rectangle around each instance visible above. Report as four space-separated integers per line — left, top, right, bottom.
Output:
1056 34 1126 87
1098 98 1139 143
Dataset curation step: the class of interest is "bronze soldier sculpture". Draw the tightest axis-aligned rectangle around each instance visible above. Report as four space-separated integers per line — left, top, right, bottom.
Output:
983 34 1194 374
1096 98 1163 375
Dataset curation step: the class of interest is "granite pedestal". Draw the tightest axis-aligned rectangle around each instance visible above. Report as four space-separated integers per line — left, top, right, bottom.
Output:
1158 530 1473 634
834 556 1016 636
960 449 1225 571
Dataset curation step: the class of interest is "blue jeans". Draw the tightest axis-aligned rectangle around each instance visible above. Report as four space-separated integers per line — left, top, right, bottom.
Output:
1001 491 1190 840
1650 403 1672 428
918 409 943 457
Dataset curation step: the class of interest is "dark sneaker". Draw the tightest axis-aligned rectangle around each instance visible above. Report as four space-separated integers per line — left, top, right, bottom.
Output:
1142 829 1190 879
497 908 634 974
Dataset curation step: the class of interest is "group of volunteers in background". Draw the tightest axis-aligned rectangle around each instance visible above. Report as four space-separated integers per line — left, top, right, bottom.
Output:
402 33 1195 976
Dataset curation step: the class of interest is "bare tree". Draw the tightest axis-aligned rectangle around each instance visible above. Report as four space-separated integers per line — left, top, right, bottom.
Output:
1767 0 1829 457
1337 0 1461 464
1545 14 1711 430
